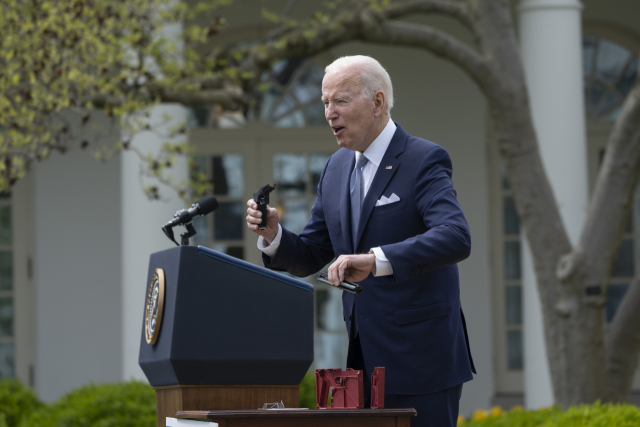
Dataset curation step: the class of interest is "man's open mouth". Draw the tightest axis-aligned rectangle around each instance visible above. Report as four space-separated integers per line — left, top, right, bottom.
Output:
332 127 345 136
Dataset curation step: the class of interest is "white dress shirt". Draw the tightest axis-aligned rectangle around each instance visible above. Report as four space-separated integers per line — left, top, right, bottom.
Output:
258 118 397 277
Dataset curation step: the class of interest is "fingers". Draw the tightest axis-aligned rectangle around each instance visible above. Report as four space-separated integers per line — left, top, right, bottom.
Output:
328 256 350 287
246 199 262 231
267 205 279 218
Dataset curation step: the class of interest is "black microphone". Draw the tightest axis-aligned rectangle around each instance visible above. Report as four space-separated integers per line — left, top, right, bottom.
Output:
164 196 219 228
162 196 219 246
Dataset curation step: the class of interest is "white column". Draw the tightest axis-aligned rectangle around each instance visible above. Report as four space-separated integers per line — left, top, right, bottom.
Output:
518 0 588 408
120 104 189 380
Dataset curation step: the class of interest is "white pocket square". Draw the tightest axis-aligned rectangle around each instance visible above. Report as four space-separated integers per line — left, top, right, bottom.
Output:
375 193 400 206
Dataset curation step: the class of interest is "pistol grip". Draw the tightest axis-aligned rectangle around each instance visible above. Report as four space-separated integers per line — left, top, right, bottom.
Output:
257 204 268 230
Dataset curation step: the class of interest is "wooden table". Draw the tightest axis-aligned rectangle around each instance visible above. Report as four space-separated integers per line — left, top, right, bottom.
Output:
176 408 416 426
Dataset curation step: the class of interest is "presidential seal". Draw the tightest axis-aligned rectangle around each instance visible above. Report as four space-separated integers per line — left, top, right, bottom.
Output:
145 268 165 345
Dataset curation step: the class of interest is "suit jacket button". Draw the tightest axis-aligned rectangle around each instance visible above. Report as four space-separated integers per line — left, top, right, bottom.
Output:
349 314 352 320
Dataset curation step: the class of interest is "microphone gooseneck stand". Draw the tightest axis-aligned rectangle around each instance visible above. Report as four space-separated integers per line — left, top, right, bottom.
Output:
162 222 197 246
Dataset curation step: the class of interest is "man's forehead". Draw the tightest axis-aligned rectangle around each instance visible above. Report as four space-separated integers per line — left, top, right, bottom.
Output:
322 70 361 97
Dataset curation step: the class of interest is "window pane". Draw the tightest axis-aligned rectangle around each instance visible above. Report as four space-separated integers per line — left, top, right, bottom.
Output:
504 241 521 280
0 297 12 337
612 239 634 277
272 94 297 120
617 57 638 97
191 155 207 179
593 91 621 117
211 244 244 260
503 197 520 235
583 36 597 76
282 199 309 235
314 332 348 371
214 203 243 240
0 252 12 291
587 81 607 114
0 206 10 245
273 111 305 128
500 163 510 191
506 286 522 325
305 102 326 127
212 155 244 197
0 343 14 378
507 330 524 370
315 289 329 329
274 155 307 195
260 86 283 121
291 64 323 105
310 154 331 193
189 106 210 128
606 283 629 323
595 39 631 84
191 215 208 243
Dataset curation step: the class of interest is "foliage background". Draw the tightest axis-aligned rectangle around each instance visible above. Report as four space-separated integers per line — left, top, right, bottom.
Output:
0 378 638 426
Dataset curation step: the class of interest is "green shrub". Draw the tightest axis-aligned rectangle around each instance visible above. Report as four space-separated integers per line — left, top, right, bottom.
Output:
0 379 43 427
460 402 640 427
20 381 155 427
299 371 316 409
540 402 640 427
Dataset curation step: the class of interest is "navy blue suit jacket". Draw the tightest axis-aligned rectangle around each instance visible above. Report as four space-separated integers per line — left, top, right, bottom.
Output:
263 123 476 394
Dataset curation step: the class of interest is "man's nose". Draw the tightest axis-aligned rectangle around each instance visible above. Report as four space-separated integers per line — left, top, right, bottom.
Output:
325 105 337 121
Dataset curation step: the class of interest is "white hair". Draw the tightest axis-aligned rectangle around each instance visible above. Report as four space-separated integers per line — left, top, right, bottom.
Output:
325 55 394 114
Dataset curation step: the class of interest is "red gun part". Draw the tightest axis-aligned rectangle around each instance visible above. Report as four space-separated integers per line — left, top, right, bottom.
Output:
370 367 385 409
315 368 364 409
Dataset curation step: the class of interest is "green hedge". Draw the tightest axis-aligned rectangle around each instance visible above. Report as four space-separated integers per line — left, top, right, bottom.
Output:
20 381 155 427
460 402 640 427
299 371 316 409
2 377 640 427
0 379 43 427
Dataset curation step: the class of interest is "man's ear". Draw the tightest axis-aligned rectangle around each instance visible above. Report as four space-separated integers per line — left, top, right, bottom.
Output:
373 90 385 117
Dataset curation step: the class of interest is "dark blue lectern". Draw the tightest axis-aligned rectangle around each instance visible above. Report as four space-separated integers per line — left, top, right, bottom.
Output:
138 246 314 427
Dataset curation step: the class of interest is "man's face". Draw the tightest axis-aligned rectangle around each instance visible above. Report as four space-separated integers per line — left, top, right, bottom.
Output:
322 67 377 152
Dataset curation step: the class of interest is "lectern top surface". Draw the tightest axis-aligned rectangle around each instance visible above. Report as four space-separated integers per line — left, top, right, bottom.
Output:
197 246 314 293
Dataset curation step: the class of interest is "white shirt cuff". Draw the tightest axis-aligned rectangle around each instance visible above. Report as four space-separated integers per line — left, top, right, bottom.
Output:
257 224 283 257
371 247 393 277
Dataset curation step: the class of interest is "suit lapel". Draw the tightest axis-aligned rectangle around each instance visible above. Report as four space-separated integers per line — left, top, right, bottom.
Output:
354 123 408 250
340 152 356 254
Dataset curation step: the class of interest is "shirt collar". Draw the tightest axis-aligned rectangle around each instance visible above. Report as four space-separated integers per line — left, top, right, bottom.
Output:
356 118 397 168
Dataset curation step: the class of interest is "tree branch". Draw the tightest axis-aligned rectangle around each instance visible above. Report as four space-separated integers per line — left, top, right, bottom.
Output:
360 19 500 96
578 73 640 289
606 274 640 401
384 0 478 37
153 86 244 110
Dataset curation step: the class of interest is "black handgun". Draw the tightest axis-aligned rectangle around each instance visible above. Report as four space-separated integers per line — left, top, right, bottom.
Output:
253 183 276 230
317 272 363 295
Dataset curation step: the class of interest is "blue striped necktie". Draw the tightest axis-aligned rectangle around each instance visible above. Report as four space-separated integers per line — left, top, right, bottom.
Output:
350 154 369 250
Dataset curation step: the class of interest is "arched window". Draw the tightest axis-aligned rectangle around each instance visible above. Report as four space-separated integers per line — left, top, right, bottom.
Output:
188 57 326 129
583 35 638 121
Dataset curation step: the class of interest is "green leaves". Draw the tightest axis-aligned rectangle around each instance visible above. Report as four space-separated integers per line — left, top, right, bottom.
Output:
0 0 233 196
460 402 640 427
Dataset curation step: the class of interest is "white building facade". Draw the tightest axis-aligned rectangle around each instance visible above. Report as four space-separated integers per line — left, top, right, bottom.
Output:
3 0 640 415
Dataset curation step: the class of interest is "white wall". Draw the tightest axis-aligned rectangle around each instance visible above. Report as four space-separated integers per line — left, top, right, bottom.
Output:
34 148 122 402
120 104 189 381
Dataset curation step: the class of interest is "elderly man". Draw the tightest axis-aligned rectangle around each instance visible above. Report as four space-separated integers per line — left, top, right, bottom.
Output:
246 55 475 427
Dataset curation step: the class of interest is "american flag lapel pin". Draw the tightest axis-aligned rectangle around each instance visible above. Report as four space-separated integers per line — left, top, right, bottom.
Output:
386 166 393 170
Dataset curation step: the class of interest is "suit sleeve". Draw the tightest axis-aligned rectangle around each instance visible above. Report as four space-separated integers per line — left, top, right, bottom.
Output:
262 158 336 277
380 146 471 284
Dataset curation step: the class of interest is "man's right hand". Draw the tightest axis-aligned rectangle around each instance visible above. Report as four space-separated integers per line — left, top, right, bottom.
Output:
246 199 280 245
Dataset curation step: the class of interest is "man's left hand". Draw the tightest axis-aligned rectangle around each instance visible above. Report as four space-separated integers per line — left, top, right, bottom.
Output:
327 254 376 287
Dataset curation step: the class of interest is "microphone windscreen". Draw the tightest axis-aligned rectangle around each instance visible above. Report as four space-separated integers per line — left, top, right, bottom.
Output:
196 196 219 215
